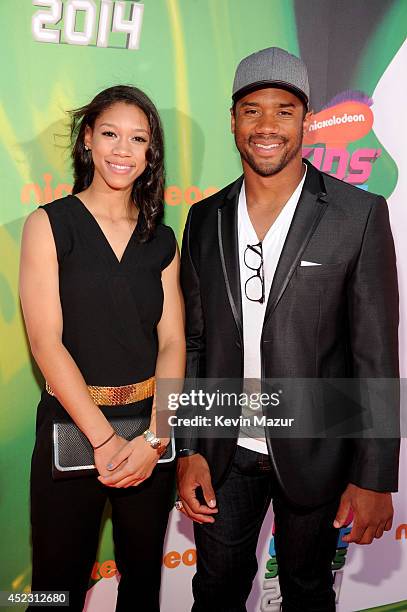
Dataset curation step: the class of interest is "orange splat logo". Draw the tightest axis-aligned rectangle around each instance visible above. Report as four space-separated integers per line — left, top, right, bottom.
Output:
304 98 374 148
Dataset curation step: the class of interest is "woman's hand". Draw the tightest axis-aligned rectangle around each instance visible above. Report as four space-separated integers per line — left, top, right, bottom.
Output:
97 436 163 488
93 434 130 478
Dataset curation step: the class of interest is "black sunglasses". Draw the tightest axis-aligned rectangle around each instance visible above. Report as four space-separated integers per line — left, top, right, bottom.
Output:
244 241 265 304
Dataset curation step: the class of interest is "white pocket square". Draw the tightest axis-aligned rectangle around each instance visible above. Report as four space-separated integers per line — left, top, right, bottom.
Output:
300 260 322 266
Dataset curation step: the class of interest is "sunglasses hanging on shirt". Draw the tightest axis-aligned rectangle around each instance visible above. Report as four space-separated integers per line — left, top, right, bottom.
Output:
244 241 265 304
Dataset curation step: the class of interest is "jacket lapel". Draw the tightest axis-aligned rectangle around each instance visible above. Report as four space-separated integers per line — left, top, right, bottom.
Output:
263 162 329 328
218 177 244 342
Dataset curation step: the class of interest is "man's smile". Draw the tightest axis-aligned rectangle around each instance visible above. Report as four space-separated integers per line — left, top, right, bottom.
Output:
249 138 286 156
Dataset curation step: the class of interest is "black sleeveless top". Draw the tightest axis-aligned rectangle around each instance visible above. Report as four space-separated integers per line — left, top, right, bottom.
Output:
40 195 176 388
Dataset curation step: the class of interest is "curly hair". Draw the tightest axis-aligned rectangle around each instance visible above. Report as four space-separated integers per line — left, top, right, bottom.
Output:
70 85 165 242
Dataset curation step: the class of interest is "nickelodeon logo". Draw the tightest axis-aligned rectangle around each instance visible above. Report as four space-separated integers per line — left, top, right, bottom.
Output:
91 560 118 581
90 549 196 582
163 548 196 569
20 174 218 207
165 185 218 206
21 174 72 204
304 98 373 148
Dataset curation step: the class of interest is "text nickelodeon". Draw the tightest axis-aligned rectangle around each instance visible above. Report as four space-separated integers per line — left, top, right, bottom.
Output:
304 95 373 148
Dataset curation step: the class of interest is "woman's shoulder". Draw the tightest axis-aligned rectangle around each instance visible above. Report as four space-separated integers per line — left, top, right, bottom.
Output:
154 223 177 270
23 195 73 231
36 195 76 263
39 194 76 217
155 222 176 240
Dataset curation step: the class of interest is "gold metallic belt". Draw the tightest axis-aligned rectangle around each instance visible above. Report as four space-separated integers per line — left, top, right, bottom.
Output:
45 376 155 406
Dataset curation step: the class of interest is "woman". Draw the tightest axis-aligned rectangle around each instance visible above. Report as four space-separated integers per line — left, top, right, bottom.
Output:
19 85 185 611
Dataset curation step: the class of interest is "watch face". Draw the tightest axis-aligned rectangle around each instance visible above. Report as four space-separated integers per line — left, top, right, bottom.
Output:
144 430 155 443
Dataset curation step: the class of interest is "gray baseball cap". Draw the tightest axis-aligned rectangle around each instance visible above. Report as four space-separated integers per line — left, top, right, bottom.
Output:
232 47 310 108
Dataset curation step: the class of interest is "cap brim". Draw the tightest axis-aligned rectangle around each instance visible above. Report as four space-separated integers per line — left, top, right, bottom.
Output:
232 80 309 108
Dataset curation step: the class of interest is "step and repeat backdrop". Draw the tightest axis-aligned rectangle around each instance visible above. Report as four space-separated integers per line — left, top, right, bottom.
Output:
1 1 406 611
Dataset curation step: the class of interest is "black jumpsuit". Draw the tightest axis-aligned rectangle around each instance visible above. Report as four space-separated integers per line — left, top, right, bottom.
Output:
29 195 177 611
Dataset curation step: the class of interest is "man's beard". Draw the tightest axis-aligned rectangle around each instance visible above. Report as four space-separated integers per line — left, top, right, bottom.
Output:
236 134 302 177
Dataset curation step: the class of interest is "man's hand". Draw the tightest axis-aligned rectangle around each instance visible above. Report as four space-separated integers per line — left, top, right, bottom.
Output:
334 483 393 544
176 453 218 524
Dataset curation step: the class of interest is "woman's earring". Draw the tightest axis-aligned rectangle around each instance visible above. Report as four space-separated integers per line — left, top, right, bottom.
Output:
85 145 90 151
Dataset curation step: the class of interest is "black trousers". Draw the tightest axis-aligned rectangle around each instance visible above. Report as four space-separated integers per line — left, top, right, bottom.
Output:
192 446 340 612
28 416 175 612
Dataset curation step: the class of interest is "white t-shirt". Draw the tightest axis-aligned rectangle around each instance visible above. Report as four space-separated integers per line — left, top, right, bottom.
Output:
237 168 307 454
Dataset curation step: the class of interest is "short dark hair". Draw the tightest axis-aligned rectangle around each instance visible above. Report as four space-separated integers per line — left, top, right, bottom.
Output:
70 85 165 242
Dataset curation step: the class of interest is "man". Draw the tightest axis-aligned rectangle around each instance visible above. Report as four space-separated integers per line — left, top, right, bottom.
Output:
176 47 399 611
